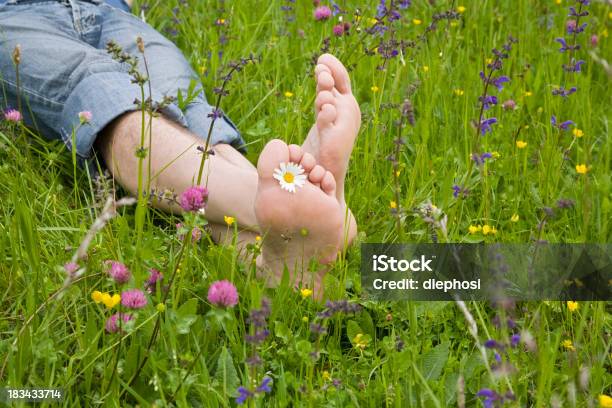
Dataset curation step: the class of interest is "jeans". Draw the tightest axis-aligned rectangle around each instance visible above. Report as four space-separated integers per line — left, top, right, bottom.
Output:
0 0 244 167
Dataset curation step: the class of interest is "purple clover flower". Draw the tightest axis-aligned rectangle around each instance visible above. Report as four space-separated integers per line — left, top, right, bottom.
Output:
179 186 209 212
121 289 148 309
105 260 131 284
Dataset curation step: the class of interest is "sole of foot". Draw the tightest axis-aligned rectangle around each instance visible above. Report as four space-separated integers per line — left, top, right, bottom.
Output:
254 139 347 298
302 53 361 207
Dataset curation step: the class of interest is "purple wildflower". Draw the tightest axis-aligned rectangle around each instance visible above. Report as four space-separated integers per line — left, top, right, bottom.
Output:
176 223 203 242
105 312 133 334
563 59 585 72
566 20 587 34
476 388 500 408
207 108 224 119
3 108 22 123
256 377 273 393
314 6 332 20
590 34 598 47
144 268 164 294
452 185 461 198
333 24 344 36
121 289 148 309
479 117 497 135
480 72 510 91
556 198 575 209
245 329 270 344
105 260 131 284
551 115 574 130
78 111 92 123
480 95 498 110
484 339 502 349
555 37 579 52
502 99 516 110
179 186 208 212
64 262 79 276
236 387 253 405
510 334 521 347
207 280 239 308
452 184 469 199
552 86 577 98
569 6 589 17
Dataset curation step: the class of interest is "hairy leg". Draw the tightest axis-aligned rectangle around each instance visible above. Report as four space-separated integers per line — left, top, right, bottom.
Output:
96 111 259 231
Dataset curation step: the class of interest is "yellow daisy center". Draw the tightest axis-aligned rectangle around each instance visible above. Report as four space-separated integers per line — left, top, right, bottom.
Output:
283 172 294 183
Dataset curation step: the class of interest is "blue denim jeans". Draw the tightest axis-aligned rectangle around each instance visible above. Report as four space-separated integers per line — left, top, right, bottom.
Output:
0 0 244 167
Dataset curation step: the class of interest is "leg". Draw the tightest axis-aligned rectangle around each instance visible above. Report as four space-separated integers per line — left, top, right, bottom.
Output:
96 111 259 230
97 5 244 151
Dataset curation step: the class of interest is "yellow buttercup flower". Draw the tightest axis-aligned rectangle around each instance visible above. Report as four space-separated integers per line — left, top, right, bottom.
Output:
453 89 464 96
511 214 519 222
572 128 584 138
255 235 262 242
516 140 528 149
523 91 533 97
482 225 497 235
492 151 501 159
575 164 588 174
422 65 429 72
91 290 104 303
101 293 121 309
224 215 235 226
300 288 313 299
322 371 331 381
599 394 612 408
468 225 482 234
486 58 493 65
369 18 378 26
457 6 466 13
412 19 422 25
567 301 578 312
555 0 561 4
302 316 308 323
371 85 379 93
390 200 397 209
284 91 294 98
562 339 575 351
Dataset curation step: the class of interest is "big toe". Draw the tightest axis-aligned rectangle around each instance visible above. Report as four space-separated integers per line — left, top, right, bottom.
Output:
318 54 351 95
257 139 290 179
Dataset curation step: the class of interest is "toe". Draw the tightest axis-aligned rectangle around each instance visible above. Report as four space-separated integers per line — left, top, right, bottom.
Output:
315 90 335 112
320 170 337 197
309 165 326 184
288 144 304 164
316 103 337 131
316 71 334 93
317 54 351 95
300 152 316 173
257 139 290 179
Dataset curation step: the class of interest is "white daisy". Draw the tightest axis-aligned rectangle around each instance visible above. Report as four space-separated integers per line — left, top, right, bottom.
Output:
273 162 307 193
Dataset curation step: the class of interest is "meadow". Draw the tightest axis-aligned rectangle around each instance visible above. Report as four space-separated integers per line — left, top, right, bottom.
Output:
0 0 611 406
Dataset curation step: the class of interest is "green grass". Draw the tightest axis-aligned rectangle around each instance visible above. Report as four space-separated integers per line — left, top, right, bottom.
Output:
1 0 611 406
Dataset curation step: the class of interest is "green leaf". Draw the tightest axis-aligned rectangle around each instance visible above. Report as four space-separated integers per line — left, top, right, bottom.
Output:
214 346 240 394
274 321 292 344
419 342 450 381
346 320 362 344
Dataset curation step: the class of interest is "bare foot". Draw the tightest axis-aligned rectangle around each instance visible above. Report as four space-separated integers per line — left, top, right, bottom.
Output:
255 139 345 296
302 54 361 206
